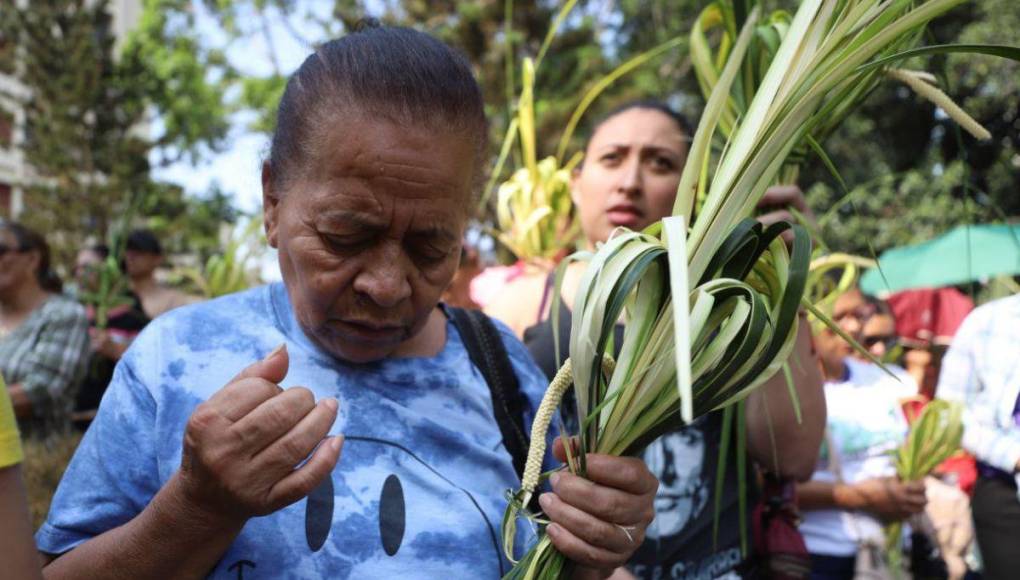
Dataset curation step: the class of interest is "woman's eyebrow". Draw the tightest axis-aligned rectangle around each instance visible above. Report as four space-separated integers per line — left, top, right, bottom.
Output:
317 211 385 231
408 226 459 245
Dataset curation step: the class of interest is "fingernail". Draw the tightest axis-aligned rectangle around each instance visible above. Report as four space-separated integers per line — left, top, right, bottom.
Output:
539 493 553 510
323 398 339 412
550 472 561 487
546 523 561 537
330 435 344 452
266 343 286 360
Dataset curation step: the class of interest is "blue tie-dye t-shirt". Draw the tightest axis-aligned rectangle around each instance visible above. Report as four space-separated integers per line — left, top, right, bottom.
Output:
36 283 553 578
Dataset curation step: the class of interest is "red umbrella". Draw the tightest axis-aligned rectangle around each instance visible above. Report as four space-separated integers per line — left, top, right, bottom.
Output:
886 287 974 346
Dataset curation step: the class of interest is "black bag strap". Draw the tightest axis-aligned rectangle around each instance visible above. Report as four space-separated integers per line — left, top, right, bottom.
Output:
446 306 531 479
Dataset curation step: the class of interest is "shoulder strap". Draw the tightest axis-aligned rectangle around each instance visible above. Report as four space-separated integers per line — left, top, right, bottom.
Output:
535 271 557 324
447 307 531 479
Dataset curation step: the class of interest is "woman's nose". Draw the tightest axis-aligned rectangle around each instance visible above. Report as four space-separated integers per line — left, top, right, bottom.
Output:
617 158 643 196
352 247 412 308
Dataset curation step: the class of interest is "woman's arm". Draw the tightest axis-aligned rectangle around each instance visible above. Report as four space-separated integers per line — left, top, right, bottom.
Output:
43 474 245 579
0 464 42 580
798 477 927 522
42 346 342 579
744 316 826 481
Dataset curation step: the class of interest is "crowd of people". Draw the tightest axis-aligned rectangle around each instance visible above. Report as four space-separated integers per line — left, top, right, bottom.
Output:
0 224 197 438
0 23 1017 580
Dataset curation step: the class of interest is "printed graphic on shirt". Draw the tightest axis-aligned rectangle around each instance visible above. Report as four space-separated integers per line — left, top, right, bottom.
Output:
643 429 710 540
629 414 748 580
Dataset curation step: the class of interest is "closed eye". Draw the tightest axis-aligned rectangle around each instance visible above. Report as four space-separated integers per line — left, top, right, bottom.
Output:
322 233 373 254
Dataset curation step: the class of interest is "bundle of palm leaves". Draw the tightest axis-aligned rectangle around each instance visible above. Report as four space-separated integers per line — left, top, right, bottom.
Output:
501 1 1015 578
885 399 963 562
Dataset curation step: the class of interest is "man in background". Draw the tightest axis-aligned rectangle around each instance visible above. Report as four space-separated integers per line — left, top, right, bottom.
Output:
124 229 199 319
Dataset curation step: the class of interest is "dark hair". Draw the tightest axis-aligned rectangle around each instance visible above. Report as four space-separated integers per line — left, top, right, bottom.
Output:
268 24 487 191
88 244 111 260
1 221 62 293
126 229 162 255
863 294 894 319
587 100 694 148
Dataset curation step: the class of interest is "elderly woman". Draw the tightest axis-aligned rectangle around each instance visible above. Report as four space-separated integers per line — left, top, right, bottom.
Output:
0 222 89 436
36 27 656 579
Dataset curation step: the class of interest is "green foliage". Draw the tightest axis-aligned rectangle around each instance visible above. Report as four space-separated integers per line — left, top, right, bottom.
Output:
121 0 232 165
0 0 236 272
807 161 996 255
885 399 964 563
0 0 151 268
797 1 1020 253
144 182 242 260
175 216 264 298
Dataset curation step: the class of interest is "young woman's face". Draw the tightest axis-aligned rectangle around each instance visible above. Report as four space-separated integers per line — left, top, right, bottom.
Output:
572 108 689 246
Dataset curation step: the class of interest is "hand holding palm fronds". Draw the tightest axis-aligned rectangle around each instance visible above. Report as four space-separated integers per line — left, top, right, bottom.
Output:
885 400 963 560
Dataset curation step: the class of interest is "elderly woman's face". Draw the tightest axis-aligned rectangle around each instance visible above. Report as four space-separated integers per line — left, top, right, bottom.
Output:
263 113 474 363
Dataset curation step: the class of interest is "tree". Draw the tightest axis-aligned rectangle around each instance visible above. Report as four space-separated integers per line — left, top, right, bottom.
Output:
798 0 1020 255
0 0 234 270
0 0 150 268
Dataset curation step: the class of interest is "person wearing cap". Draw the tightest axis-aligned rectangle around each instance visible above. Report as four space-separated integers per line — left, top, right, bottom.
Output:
124 229 200 319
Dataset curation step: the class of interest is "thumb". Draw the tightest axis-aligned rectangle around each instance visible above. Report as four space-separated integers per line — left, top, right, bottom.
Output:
232 343 290 385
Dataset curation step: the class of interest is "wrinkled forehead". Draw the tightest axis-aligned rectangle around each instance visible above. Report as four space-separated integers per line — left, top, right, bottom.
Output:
302 112 476 196
281 114 476 236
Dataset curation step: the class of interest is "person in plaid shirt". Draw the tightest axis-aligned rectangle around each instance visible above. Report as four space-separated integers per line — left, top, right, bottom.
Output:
937 293 1020 579
0 222 89 437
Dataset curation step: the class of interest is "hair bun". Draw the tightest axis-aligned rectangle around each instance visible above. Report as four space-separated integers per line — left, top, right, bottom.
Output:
354 17 382 32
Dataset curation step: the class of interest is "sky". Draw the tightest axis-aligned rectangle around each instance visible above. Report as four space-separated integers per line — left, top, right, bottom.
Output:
147 3 337 279
149 2 325 214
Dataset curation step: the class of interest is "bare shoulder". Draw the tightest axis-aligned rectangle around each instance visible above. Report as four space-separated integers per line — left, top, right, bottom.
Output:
149 287 203 318
483 270 552 338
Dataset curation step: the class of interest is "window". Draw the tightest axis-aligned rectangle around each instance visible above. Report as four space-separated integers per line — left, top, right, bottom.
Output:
0 33 12 75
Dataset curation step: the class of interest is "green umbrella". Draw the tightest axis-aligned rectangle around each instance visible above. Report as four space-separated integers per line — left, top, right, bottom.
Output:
860 224 1020 295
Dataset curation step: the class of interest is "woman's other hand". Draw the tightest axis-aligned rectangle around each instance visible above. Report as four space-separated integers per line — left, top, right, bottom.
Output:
541 437 658 577
841 476 927 522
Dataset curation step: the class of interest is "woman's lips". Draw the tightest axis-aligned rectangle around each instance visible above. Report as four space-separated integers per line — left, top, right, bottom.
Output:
331 319 405 344
606 205 644 228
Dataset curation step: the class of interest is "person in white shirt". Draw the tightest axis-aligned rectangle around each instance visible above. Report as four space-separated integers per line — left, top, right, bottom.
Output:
797 289 926 580
936 294 1020 580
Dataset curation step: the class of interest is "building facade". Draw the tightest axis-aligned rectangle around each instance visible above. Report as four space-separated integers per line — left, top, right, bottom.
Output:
0 0 141 219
